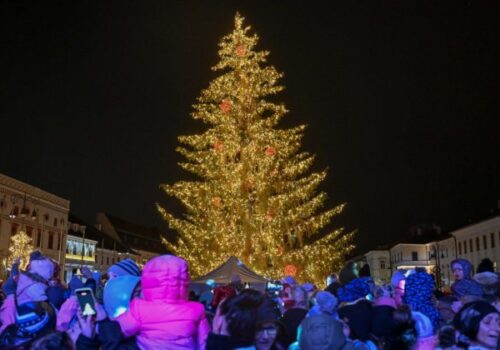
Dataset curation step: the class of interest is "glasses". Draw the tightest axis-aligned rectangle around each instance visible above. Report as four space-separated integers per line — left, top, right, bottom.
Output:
257 327 278 336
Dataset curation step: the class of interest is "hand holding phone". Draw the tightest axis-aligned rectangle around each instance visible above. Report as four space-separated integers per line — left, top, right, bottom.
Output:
75 288 96 316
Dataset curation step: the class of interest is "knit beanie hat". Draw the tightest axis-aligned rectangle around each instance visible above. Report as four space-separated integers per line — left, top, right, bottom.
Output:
338 277 372 303
107 258 141 277
453 300 498 340
315 291 338 314
412 311 434 338
299 315 353 350
28 251 54 282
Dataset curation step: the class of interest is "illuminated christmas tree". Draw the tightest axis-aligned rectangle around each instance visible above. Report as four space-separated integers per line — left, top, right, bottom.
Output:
158 14 354 284
8 229 34 270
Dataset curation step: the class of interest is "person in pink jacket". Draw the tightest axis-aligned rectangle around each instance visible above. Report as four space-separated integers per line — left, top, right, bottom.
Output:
116 254 210 350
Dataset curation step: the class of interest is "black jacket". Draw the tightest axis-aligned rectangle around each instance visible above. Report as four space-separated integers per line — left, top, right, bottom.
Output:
76 319 139 350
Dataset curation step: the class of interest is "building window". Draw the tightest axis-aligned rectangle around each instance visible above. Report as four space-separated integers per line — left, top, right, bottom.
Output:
492 233 496 248
35 229 41 247
458 242 462 255
107 257 109 265
412 251 418 261
476 237 480 251
11 223 19 235
470 239 473 253
53 218 58 227
464 241 467 254
26 226 33 238
483 235 488 250
48 232 54 250
380 261 386 269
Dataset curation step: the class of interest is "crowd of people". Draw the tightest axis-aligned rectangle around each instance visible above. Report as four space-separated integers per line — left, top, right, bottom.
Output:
0 251 499 350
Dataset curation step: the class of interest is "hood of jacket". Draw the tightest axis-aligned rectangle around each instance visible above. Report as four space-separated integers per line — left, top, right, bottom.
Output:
140 255 189 302
451 258 473 279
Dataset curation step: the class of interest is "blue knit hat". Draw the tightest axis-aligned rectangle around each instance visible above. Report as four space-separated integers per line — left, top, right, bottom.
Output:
338 277 372 303
107 258 141 277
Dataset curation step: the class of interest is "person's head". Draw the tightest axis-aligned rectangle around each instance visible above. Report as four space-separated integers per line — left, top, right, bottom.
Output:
438 325 457 349
452 262 464 281
391 270 407 306
437 296 459 323
255 322 279 350
380 305 416 350
29 331 74 350
477 258 495 274
326 273 338 286
291 285 308 309
107 258 140 280
219 289 264 341
298 315 349 350
451 259 473 281
314 291 338 315
454 300 500 349
27 251 55 282
255 295 283 350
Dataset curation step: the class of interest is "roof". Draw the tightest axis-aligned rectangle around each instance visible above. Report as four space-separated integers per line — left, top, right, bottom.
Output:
101 213 168 254
68 213 133 253
192 256 268 284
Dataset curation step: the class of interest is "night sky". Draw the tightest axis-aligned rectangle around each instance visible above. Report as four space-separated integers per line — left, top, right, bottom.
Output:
1 1 499 253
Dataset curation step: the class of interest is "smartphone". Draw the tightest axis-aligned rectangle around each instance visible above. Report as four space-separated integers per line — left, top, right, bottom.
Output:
75 287 96 316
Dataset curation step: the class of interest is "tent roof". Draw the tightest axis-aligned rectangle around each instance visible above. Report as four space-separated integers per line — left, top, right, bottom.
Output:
192 256 268 284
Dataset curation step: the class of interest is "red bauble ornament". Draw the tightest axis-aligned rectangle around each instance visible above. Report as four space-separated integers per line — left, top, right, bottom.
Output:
265 146 277 157
219 100 232 114
235 45 246 57
265 208 276 221
212 197 222 208
284 264 298 277
213 140 224 152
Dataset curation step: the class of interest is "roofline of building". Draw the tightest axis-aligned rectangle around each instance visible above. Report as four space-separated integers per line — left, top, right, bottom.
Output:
0 173 70 210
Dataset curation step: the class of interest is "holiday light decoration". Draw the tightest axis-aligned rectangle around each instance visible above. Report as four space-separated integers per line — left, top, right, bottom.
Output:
157 13 354 285
8 230 34 270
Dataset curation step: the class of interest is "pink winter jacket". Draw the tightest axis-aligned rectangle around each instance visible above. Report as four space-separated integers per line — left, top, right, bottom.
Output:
116 255 210 350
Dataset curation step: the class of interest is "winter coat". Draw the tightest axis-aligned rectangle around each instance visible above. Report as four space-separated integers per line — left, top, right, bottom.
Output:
76 319 140 350
116 255 210 350
451 259 483 298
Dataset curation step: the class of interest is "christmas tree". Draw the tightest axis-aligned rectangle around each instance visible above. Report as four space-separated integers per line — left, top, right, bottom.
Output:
158 14 354 284
8 229 34 270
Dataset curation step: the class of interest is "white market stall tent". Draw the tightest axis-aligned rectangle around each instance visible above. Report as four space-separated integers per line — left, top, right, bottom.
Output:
190 256 268 292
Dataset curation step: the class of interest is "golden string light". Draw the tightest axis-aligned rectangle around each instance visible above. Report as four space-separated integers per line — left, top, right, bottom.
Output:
157 13 355 286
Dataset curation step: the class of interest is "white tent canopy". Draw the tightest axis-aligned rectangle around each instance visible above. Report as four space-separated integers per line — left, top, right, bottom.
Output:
191 256 268 290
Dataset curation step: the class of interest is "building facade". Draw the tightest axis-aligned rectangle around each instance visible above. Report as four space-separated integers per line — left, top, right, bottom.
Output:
364 250 391 285
360 215 500 289
451 215 500 272
0 173 69 279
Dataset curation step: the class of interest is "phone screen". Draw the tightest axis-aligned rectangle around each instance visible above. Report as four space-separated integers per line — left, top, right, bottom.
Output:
75 288 96 316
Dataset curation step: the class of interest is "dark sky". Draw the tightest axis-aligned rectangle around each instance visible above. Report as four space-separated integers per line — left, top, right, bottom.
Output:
1 1 499 253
